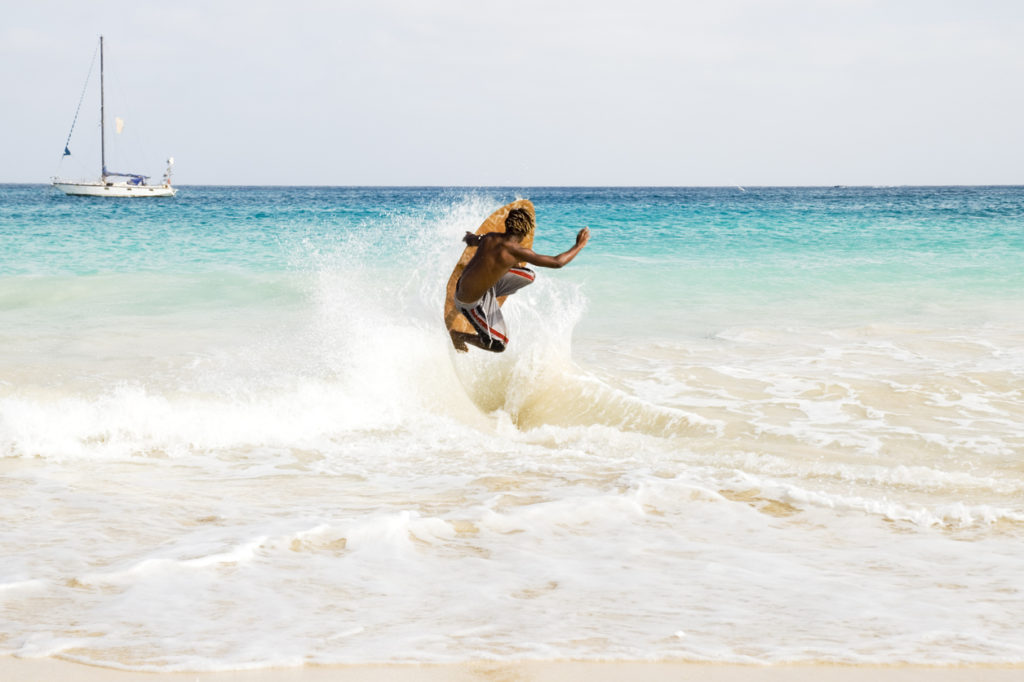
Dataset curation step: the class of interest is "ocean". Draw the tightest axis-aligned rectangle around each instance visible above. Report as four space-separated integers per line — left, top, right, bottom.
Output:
1 185 1023 671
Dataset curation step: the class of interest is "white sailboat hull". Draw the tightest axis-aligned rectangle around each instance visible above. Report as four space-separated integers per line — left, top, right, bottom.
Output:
52 180 177 198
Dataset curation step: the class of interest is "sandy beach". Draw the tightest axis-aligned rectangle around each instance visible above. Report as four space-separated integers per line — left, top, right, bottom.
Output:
3 659 1023 682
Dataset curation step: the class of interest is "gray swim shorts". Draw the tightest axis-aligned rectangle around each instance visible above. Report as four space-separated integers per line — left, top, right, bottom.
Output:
454 267 535 351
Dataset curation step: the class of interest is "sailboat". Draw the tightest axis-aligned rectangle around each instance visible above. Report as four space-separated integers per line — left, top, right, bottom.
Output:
52 36 176 198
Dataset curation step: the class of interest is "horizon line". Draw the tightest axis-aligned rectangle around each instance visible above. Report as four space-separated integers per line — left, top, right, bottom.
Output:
6 182 1024 189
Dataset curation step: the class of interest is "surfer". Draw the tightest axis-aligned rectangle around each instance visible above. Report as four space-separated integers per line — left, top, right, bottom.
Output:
451 207 590 353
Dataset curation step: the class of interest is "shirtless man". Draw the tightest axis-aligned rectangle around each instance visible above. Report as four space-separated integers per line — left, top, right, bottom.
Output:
451 207 590 352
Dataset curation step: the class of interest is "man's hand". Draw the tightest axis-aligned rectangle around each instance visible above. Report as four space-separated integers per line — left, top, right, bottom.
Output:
576 227 590 248
463 232 482 247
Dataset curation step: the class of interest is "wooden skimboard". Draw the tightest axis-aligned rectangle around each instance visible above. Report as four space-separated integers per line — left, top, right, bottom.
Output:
444 199 535 344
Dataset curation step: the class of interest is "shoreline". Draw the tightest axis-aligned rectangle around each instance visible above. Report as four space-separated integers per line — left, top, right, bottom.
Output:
4 659 1023 682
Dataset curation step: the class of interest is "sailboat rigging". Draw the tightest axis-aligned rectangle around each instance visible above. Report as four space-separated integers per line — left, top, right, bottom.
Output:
52 36 176 198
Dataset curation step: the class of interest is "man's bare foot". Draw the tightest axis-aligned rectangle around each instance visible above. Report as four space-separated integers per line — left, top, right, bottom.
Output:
450 330 469 352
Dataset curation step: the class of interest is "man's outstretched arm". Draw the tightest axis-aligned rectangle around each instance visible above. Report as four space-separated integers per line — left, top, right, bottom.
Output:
512 227 590 269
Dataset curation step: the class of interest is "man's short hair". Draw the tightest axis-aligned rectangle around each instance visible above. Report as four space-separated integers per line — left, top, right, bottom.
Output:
505 207 535 239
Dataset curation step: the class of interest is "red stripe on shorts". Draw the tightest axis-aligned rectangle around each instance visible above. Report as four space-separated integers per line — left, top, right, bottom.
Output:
509 268 535 281
470 307 509 344
509 264 536 278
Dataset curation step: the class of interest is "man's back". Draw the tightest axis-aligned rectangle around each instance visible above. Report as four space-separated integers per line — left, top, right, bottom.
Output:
456 233 522 304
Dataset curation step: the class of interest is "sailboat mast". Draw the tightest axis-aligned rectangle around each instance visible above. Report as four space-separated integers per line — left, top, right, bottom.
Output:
99 35 106 180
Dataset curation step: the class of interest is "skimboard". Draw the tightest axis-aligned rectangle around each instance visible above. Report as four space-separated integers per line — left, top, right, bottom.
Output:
444 199 535 346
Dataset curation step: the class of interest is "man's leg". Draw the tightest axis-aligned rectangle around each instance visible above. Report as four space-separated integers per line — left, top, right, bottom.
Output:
455 291 508 353
452 276 527 353
450 330 472 352
450 329 504 353
494 267 535 298
458 305 507 353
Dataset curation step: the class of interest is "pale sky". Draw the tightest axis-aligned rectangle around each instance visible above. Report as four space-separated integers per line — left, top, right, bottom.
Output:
3 1 1022 186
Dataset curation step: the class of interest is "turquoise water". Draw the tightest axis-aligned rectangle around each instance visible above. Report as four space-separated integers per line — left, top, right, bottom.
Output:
4 185 1022 320
1 185 1023 669
6 185 1024 272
